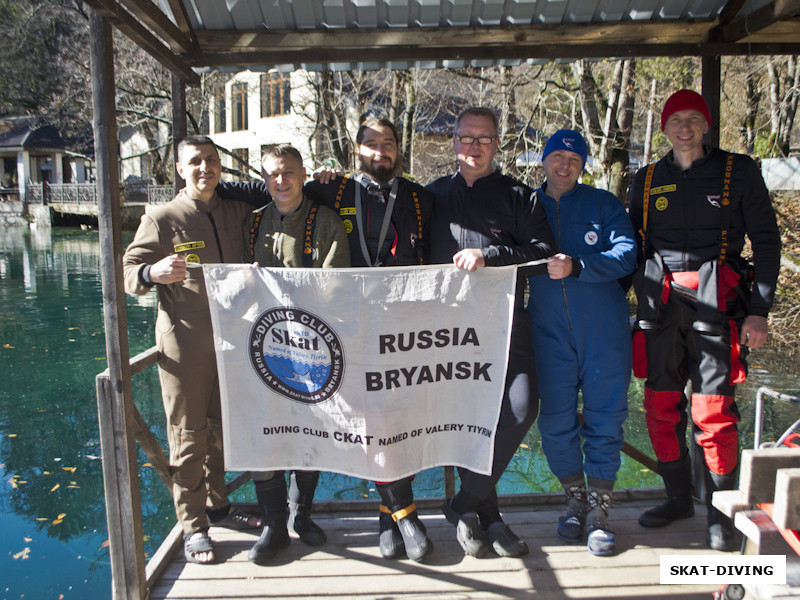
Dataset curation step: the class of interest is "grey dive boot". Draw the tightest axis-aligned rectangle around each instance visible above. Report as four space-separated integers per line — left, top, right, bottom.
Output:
288 470 327 546
248 476 290 563
586 486 615 556
557 476 588 543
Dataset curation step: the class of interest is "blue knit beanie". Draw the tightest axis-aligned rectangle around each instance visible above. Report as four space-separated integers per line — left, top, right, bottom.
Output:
542 129 588 168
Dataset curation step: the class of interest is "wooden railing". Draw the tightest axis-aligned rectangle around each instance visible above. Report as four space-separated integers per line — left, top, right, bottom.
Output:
24 182 173 205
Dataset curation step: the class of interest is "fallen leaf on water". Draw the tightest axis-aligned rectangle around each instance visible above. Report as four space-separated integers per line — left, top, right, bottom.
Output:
101 540 110 548
67 485 80 489
12 547 30 560
24 537 31 542
62 466 77 473
8 434 17 438
52 518 63 525
17 480 27 485
58 513 66 519
95 357 105 360
142 463 152 468
3 344 14 349
519 443 529 449
50 484 60 492
43 471 51 475
10 480 18 489
86 455 101 460
60 595 65 599
68 327 80 330
35 517 48 521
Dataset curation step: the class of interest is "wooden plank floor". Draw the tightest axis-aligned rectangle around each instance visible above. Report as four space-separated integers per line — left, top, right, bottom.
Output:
149 498 735 600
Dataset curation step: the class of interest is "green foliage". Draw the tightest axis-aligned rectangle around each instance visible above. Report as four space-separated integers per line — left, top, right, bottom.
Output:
753 131 780 158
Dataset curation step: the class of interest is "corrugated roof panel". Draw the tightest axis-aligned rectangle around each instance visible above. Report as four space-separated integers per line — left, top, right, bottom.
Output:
446 0 475 26
685 0 724 19
186 0 737 31
292 0 321 28
659 0 691 19
566 0 598 23
630 0 659 20
228 0 265 28
596 0 629 22
258 0 293 28
319 0 348 27
194 0 236 28
539 0 569 25
476 0 506 25
352 0 378 27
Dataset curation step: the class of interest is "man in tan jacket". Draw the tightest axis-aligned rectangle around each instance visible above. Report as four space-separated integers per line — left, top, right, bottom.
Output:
123 136 260 564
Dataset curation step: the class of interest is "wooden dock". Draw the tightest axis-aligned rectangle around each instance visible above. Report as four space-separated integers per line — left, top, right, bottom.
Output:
148 495 730 600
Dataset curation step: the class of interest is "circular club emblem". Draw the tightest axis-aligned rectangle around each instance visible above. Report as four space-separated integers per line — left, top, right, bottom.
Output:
655 196 668 211
584 230 599 246
249 308 344 404
342 219 353 234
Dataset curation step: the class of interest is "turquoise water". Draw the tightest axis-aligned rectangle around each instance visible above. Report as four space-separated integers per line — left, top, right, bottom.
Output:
1 227 797 599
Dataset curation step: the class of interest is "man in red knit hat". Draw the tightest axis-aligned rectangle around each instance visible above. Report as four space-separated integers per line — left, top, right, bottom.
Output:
629 89 780 551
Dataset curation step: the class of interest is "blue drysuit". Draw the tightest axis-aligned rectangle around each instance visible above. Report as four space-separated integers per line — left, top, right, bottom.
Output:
527 182 636 485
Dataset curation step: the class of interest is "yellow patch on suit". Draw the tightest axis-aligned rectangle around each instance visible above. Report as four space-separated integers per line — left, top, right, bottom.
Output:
655 196 669 211
650 184 676 195
174 241 205 253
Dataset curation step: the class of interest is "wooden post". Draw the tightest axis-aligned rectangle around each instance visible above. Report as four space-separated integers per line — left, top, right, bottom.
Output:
90 12 147 600
702 55 721 148
172 74 187 195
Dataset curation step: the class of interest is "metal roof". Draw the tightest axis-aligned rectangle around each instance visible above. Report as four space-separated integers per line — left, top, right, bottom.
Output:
86 0 800 82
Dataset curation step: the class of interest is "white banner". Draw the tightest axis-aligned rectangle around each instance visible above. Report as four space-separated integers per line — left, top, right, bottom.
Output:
204 263 517 481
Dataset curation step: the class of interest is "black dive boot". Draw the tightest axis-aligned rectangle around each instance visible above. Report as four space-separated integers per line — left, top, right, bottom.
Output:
288 470 327 546
377 478 433 562
248 475 290 563
638 455 695 528
478 488 528 557
705 467 739 551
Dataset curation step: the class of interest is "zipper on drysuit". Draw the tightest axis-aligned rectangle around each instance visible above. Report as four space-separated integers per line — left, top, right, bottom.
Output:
555 198 574 332
206 212 225 262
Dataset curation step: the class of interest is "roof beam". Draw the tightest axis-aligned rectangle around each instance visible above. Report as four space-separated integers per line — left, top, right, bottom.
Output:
83 0 199 84
163 0 196 41
194 21 715 53
190 41 800 68
117 0 193 53
716 0 800 42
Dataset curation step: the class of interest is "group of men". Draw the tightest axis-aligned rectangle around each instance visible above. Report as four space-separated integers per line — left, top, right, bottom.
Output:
122 88 780 566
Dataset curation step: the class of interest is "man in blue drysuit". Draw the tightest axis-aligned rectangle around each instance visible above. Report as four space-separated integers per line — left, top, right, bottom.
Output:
527 129 636 556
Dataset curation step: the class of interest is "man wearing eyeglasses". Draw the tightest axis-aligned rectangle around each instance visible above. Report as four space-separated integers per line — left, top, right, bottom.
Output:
428 107 556 558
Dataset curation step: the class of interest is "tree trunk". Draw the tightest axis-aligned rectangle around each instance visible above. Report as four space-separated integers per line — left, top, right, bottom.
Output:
643 78 657 166
743 60 759 155
401 71 415 174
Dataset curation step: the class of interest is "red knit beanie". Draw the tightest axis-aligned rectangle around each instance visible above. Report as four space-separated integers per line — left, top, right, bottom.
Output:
660 89 711 131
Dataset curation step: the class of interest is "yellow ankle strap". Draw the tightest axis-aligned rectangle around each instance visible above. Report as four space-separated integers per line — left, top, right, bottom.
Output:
390 503 416 522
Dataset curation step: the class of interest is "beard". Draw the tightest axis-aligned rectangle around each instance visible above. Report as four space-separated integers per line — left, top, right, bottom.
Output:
359 157 396 183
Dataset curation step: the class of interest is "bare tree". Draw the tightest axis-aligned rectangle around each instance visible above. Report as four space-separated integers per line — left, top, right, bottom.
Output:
572 59 636 199
766 56 800 156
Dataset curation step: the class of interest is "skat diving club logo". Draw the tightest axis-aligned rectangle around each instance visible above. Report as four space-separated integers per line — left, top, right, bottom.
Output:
249 308 344 404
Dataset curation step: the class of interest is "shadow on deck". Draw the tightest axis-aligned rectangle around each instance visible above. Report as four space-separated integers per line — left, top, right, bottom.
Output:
148 494 727 600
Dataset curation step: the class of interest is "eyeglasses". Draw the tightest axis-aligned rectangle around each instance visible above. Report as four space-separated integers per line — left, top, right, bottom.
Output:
455 135 497 145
